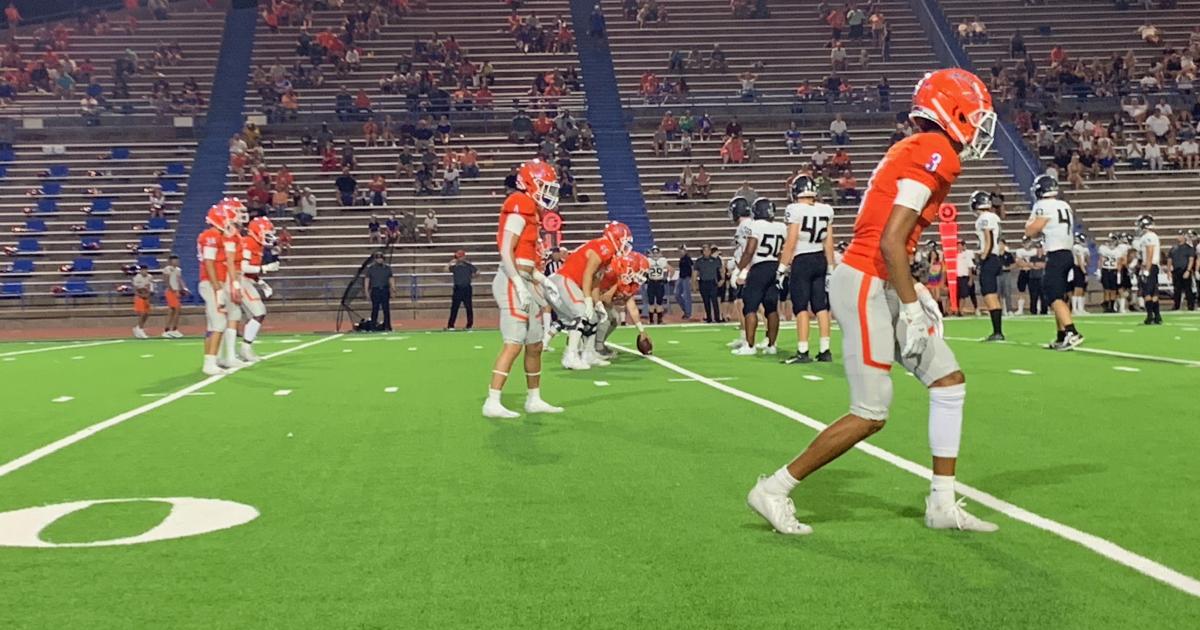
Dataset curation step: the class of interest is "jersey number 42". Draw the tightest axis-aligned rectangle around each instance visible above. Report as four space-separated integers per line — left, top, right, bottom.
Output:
800 215 831 244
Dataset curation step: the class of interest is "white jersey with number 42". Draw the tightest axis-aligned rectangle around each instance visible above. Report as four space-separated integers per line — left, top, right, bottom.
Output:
1028 198 1074 252
783 202 834 256
747 219 788 266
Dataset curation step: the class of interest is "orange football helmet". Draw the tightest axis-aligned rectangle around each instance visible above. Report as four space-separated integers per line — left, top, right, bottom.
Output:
626 251 649 284
515 158 560 211
603 221 633 254
909 68 996 161
247 216 277 246
205 203 237 235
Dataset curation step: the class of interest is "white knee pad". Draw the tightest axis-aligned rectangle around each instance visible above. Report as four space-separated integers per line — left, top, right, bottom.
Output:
928 383 966 458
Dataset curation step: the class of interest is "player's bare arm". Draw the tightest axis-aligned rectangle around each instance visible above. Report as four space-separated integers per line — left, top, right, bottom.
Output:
880 204 921 304
823 223 835 267
1026 216 1048 239
779 223 800 269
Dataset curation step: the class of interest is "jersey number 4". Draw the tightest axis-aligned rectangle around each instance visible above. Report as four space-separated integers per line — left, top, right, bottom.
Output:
757 234 784 258
800 215 831 244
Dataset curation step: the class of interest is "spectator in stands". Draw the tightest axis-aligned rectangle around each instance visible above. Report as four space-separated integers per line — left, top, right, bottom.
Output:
270 185 290 218
1145 137 1164 170
423 210 439 242
1181 135 1199 170
847 5 865 40
80 95 100 125
1136 21 1163 46
1066 153 1086 189
4 3 21 33
589 4 606 38
363 117 380 146
1146 107 1174 142
679 131 693 156
320 145 339 172
678 164 695 198
532 111 554 140
296 188 317 226
341 141 357 168
510 109 533 143
738 70 759 100
370 175 387 206
442 162 461 195
315 122 335 153
395 145 415 178
652 126 668 157
335 86 353 121
695 164 711 198
831 147 852 174
369 215 382 244
745 137 758 163
735 179 757 201
1010 30 1026 57
720 134 745 164
838 171 860 204
460 146 480 178
148 185 166 217
708 44 727 72
829 41 847 72
385 213 401 244
826 5 846 40
811 144 829 174
580 121 596 149
829 114 849 145
336 167 357 206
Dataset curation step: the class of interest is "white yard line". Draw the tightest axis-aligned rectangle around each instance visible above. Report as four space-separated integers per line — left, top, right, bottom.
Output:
610 342 1200 599
942 336 1200 367
668 376 736 382
0 339 124 358
0 334 343 480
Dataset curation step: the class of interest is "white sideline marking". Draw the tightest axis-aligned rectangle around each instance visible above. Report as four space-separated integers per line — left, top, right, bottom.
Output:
669 376 736 382
0 339 123 358
342 349 353 353
593 381 609 387
278 339 302 344
140 392 214 398
473 345 484 350
946 336 1200 367
1113 366 1140 373
610 342 1200 599
407 347 418 351
667 340 680 344
70 356 85 360
802 375 824 382
1009 369 1035 375
0 334 343 480
2 357 15 362
273 389 293 396
1184 328 1199 332
51 396 73 403
384 386 398 393
140 354 154 359
1118 329 1134 333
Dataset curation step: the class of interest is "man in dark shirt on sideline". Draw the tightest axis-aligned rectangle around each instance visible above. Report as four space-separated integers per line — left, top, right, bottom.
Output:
1168 232 1196 310
674 245 694 320
1028 246 1047 316
447 250 479 330
363 251 396 331
695 244 723 323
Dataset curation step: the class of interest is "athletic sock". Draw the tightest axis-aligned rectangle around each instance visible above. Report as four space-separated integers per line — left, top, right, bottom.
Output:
487 388 502 404
1117 297 1126 312
244 319 261 344
797 341 809 354
526 387 542 402
930 474 957 509
1056 329 1067 342
989 309 1002 335
203 355 218 370
762 466 799 496
1065 324 1078 335
819 336 830 352
222 328 237 362
929 383 965 459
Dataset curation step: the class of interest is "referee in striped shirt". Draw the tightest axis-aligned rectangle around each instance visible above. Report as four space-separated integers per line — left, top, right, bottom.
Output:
541 247 566 339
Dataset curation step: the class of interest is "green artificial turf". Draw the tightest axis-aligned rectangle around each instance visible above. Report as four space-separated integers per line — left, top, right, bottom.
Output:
0 315 1198 629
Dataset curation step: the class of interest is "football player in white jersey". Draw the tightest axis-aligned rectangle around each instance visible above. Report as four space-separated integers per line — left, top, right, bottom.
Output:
727 196 754 349
1070 233 1090 315
778 175 835 363
1117 232 1135 312
733 197 787 356
1134 214 1162 324
1097 233 1123 312
644 246 670 324
1024 174 1084 349
970 190 1005 340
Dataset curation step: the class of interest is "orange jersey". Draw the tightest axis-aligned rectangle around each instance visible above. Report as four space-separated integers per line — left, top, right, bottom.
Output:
496 192 541 268
558 238 617 287
842 133 962 279
598 266 639 299
241 235 265 280
197 228 230 282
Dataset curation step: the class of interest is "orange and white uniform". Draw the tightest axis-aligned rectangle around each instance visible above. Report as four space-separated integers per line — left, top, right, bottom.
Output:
491 191 544 345
197 227 234 332
830 132 963 420
239 235 268 319
162 263 183 309
550 238 617 320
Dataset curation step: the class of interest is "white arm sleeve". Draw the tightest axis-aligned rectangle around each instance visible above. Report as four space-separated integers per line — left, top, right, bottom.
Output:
242 261 262 274
894 178 933 212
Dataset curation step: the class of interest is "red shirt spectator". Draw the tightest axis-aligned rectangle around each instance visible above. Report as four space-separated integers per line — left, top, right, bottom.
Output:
5 3 22 28
1049 45 1067 67
475 85 494 109
355 89 372 110
660 112 678 134
275 166 294 191
246 182 271 208
532 113 553 136
123 0 138 10
639 71 660 97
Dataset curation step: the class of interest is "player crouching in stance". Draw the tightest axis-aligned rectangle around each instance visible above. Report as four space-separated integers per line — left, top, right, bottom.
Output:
593 252 652 356
732 197 786 355
484 159 564 419
779 176 835 363
237 217 280 362
549 221 633 370
748 69 999 535
1024 175 1084 350
197 199 247 376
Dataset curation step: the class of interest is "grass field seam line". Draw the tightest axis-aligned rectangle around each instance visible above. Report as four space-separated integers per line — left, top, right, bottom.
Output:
0 334 343 481
0 340 125 358
609 342 1200 599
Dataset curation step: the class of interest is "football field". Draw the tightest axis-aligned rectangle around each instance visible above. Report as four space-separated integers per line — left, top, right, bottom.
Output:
2 314 1199 628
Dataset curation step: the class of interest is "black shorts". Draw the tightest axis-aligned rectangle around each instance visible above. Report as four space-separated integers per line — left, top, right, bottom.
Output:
978 254 1002 295
1139 265 1160 297
1101 269 1118 291
1043 250 1074 304
956 276 975 300
718 284 731 302
1017 270 1030 292
1071 265 1088 290
789 252 829 313
646 280 666 305
1119 268 1133 289
741 261 779 316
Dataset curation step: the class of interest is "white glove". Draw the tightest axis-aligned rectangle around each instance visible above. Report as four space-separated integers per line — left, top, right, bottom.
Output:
259 280 273 299
513 280 532 309
262 261 280 272
736 268 749 285
583 296 595 321
775 264 790 292
913 283 943 338
899 300 932 359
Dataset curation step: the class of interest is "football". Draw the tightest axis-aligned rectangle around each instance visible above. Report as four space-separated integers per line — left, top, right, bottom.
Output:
636 334 653 355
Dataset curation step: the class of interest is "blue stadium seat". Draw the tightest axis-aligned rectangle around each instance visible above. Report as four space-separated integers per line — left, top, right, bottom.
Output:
0 148 14 163
17 238 41 253
24 219 46 232
85 218 106 232
79 236 101 252
110 147 130 160
165 162 187 175
136 255 160 270
5 259 34 275
139 236 163 251
0 165 7 178
69 258 94 274
159 179 180 193
42 182 62 196
146 216 169 231
48 165 70 178
63 279 94 296
0 282 23 298
89 198 113 214
37 198 58 214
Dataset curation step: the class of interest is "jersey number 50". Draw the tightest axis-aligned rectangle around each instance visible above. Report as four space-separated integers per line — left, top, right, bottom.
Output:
757 234 784 258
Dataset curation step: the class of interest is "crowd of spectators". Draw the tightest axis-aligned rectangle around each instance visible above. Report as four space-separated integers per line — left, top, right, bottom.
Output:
506 11 574 53
508 107 590 202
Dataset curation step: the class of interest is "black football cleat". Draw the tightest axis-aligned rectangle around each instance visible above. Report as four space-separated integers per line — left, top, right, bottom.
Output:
985 333 1005 342
816 350 833 362
782 352 812 364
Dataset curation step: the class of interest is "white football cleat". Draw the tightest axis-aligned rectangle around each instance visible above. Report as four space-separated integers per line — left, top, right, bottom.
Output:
731 345 757 356
238 342 261 363
762 345 778 355
582 347 611 367
747 476 812 535
727 337 746 349
924 496 999 532
170 330 185 338
218 356 250 370
561 352 590 370
525 397 564 414
132 327 148 339
201 363 227 376
482 398 520 419
755 338 769 349
161 331 173 339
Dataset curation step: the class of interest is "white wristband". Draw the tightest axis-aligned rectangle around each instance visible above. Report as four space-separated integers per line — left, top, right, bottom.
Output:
636 322 645 333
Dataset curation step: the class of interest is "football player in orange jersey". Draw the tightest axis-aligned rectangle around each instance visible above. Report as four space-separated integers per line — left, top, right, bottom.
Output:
593 252 651 355
237 216 281 363
749 68 999 535
484 159 564 418
548 221 633 370
196 200 244 375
